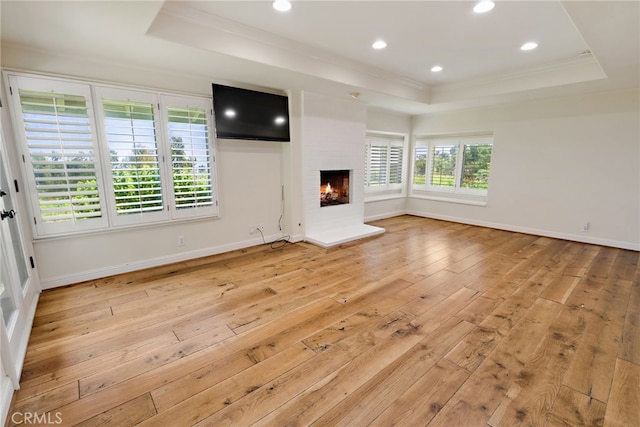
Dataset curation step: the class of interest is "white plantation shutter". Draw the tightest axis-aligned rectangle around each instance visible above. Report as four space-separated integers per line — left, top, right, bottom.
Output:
9 76 108 236
365 132 406 192
8 73 220 236
389 145 403 184
164 95 218 219
366 144 388 187
96 87 168 225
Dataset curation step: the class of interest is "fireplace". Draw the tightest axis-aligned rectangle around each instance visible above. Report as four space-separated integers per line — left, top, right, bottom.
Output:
320 170 350 207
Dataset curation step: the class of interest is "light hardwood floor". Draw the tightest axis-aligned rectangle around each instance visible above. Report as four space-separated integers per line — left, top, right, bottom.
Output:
7 216 640 426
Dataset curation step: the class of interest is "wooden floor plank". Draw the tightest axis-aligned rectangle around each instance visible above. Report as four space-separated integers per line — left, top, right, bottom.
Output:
74 394 157 427
428 298 563 427
445 325 501 372
313 317 474 427
142 342 314 425
77 323 235 398
546 385 606 427
252 314 430 426
603 358 640 427
620 279 640 365
8 215 637 427
196 311 416 426
16 330 179 402
563 278 632 402
486 303 585 426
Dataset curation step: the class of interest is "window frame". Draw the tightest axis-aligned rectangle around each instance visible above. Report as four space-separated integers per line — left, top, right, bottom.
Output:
364 131 408 197
412 134 493 205
5 71 219 239
7 74 110 236
94 86 169 227
161 94 218 220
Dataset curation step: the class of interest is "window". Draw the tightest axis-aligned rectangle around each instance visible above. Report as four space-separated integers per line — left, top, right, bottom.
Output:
164 96 216 219
9 76 108 236
412 134 493 204
365 132 406 194
7 73 218 237
97 89 166 225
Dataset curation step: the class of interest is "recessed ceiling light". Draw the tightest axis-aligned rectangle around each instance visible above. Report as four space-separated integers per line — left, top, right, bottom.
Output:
431 65 444 73
372 40 387 50
473 1 495 13
273 0 291 12
520 41 539 51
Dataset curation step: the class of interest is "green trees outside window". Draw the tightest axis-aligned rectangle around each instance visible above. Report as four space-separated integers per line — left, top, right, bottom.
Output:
413 137 493 195
19 90 103 223
167 106 213 210
103 99 163 216
10 73 218 237
461 144 492 189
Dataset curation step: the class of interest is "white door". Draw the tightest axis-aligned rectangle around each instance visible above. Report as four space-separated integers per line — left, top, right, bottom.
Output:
1 309 16 426
0 106 40 388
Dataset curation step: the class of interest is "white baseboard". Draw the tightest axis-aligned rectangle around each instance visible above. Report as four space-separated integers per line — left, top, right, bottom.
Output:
40 234 284 289
0 377 13 427
405 210 640 251
365 210 406 223
288 233 305 243
40 212 639 289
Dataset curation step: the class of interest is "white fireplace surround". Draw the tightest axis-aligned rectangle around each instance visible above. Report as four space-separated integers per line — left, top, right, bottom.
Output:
301 92 384 247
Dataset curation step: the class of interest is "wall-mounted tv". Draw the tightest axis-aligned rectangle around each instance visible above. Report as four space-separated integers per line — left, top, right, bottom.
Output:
212 83 290 142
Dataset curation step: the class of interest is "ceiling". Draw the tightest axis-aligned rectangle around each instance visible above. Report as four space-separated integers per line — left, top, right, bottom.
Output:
1 1 638 115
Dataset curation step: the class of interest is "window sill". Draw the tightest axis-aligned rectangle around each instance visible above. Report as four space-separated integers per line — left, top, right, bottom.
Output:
409 190 487 207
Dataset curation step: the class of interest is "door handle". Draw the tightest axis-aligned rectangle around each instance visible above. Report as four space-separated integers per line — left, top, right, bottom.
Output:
0 209 16 220
0 190 6 197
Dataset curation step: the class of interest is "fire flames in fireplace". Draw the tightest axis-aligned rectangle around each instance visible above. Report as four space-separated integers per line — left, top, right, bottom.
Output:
320 170 350 207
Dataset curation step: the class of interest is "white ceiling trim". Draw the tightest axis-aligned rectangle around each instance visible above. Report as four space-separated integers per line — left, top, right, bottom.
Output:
147 1 620 112
432 54 606 104
148 2 431 104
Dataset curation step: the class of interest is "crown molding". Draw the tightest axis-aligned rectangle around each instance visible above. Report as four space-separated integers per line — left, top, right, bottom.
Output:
148 2 430 105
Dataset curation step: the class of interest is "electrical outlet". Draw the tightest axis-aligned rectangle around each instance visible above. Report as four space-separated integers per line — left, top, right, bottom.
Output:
178 235 185 246
250 225 264 234
582 222 590 232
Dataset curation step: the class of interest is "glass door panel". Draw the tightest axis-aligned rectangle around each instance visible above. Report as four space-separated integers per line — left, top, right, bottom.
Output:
0 103 40 389
0 261 17 328
0 150 19 331
0 148 28 291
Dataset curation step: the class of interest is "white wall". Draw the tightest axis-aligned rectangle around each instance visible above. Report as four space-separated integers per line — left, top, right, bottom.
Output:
409 89 640 250
1 47 290 288
30 139 285 288
280 89 305 242
364 108 411 222
2 45 638 288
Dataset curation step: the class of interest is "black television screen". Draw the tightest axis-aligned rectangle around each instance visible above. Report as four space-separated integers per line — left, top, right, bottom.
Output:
212 84 290 142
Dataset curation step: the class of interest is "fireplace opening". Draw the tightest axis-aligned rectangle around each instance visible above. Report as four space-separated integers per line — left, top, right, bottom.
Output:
320 170 350 207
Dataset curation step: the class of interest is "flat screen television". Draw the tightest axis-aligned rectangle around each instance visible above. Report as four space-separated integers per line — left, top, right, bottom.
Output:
212 83 290 142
